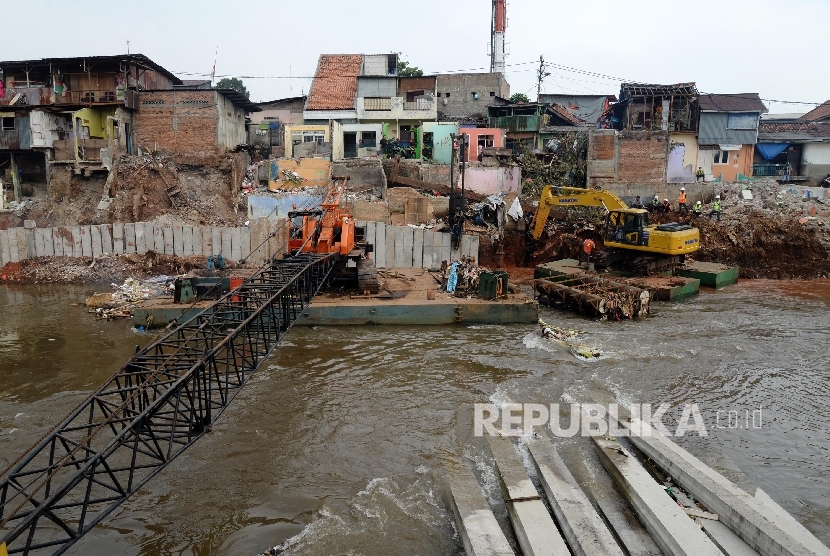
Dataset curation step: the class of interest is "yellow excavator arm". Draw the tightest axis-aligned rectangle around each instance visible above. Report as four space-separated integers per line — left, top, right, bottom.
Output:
531 186 629 240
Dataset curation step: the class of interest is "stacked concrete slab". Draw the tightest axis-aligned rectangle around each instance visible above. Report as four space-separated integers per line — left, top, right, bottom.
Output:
358 221 479 270
0 217 285 268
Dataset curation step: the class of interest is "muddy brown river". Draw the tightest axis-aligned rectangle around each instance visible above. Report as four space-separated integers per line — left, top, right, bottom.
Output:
1 280 829 554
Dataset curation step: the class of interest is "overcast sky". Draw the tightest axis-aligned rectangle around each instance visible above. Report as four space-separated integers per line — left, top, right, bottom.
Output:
6 0 828 113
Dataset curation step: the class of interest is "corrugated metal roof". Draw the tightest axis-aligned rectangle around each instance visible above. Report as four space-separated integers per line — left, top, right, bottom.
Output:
306 55 363 111
0 54 181 84
800 100 830 122
698 93 767 113
621 83 697 97
538 94 614 123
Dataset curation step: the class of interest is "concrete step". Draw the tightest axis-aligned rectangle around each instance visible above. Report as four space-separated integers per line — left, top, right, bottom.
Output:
592 435 723 556
615 413 830 556
526 438 625 556
447 464 514 556
487 435 570 556
702 519 760 556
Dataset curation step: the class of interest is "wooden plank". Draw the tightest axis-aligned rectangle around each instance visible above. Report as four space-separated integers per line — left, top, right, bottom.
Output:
402 226 414 268
134 222 145 254
422 230 436 269
163 227 174 255
393 226 408 268
143 222 154 254
112 222 124 254
90 225 103 257
172 223 183 257
80 226 92 257
182 225 194 257
100 224 113 254
221 228 233 259
384 223 395 269
124 223 137 254
412 227 424 268
153 224 164 253
488 435 570 556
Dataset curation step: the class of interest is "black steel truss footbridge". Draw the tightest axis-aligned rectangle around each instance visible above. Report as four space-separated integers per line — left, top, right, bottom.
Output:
0 253 336 555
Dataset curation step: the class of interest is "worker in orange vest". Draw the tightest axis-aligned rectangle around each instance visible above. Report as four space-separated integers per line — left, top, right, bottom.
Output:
678 187 688 212
582 238 596 267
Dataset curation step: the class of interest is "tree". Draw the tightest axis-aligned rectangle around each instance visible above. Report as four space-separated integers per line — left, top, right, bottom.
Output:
509 93 531 104
397 56 424 77
215 77 250 99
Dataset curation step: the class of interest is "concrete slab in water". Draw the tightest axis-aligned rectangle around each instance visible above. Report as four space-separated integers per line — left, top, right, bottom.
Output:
488 435 569 556
702 519 760 556
527 439 624 556
592 436 722 556
447 466 514 556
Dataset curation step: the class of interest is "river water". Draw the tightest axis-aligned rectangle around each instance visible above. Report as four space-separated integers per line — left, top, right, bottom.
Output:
1 280 828 554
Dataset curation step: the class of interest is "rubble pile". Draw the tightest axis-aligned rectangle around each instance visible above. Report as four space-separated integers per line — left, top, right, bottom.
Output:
85 275 175 320
0 252 216 285
444 257 487 295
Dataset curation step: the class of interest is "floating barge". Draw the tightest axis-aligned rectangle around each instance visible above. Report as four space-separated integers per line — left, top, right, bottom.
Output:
134 268 537 328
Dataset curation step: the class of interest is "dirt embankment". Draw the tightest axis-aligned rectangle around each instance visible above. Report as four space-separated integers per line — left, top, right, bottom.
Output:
1 152 249 231
480 179 830 280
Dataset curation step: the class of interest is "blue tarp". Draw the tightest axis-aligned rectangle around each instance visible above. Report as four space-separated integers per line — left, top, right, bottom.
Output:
756 143 789 161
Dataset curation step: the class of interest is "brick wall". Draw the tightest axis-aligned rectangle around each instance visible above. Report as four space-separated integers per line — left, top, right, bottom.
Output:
587 129 668 188
134 90 219 156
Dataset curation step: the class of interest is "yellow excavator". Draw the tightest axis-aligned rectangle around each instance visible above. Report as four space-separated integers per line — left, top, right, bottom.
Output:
530 186 700 272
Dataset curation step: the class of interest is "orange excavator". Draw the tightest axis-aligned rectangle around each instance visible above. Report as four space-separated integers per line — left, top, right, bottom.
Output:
287 177 379 292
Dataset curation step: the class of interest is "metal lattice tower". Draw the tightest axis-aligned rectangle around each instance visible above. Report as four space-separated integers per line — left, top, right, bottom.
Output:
0 253 336 555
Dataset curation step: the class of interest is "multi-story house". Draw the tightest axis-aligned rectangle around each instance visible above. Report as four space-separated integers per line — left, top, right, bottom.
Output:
697 93 767 181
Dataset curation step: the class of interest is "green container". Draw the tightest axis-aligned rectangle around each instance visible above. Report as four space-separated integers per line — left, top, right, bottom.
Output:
479 271 509 300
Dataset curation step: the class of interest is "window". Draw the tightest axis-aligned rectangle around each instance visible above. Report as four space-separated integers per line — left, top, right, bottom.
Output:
490 91 496 97
1 117 14 131
361 131 377 147
445 92 450 97
727 113 757 130
714 151 729 165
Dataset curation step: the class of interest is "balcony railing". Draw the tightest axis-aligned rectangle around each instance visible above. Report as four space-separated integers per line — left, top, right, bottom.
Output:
364 97 391 111
404 98 433 111
488 115 541 133
752 163 787 177
0 87 126 107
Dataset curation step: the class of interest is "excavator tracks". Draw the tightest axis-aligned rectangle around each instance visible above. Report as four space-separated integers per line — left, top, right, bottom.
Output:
357 258 380 294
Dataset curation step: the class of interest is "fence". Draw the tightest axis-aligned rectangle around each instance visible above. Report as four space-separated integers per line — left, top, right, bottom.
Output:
0 219 284 269
359 221 479 269
0 219 481 271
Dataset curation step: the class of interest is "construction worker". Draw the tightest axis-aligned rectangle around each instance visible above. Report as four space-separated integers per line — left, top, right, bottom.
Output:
582 238 595 267
650 195 660 212
696 167 705 182
709 195 722 221
678 187 687 211
632 195 643 208
661 198 672 212
693 200 703 217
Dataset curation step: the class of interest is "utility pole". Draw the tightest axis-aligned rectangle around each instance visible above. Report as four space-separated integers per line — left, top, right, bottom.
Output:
536 55 550 102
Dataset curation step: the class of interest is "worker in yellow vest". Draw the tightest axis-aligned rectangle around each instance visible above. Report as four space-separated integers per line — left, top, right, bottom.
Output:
708 195 722 222
693 200 703 216
678 187 687 212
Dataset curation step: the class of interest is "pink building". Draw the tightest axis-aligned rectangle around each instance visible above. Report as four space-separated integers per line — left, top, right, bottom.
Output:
461 128 506 161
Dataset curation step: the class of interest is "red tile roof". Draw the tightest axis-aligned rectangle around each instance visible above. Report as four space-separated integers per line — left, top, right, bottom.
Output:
698 93 767 113
306 55 362 111
800 100 830 122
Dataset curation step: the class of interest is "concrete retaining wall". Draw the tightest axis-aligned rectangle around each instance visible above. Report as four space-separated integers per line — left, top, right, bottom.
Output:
359 221 479 270
0 218 286 269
